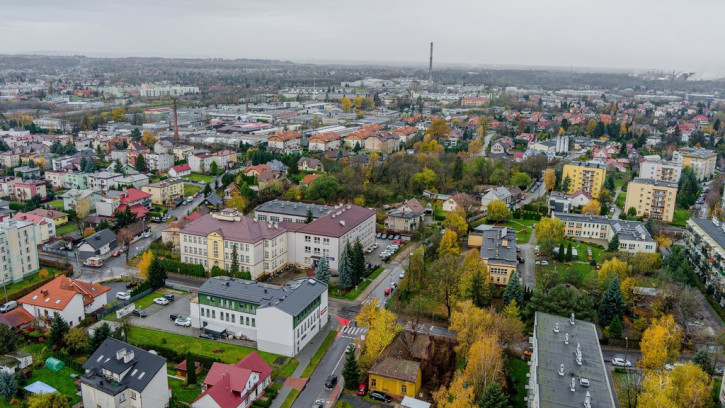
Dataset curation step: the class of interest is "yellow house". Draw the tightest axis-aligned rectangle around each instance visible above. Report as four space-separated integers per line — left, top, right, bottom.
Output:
368 357 422 398
479 226 518 286
624 178 677 222
141 180 184 205
28 208 69 226
562 161 606 198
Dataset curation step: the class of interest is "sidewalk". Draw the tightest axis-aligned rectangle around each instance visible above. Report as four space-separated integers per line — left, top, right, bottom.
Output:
271 323 336 408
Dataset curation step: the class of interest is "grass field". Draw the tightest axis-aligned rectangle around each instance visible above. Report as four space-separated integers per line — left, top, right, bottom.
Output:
184 183 202 197
127 326 280 365
503 219 537 244
300 330 337 377
47 199 64 209
671 208 691 227
506 357 529 408
329 267 385 300
168 377 203 403
568 240 604 263
540 261 594 284
134 291 168 310
185 173 215 183
615 193 626 209
276 358 300 379
56 223 78 236
279 389 300 408
23 367 83 406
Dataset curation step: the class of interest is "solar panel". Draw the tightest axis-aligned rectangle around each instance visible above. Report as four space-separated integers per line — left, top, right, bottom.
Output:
613 223 622 233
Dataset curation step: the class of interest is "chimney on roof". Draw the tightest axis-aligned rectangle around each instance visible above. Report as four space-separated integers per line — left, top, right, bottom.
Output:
123 350 135 363
116 348 127 360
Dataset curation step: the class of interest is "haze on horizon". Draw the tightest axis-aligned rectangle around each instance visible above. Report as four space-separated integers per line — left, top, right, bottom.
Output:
2 0 725 79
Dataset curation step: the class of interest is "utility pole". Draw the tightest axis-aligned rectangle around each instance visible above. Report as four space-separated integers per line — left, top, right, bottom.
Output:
428 42 434 86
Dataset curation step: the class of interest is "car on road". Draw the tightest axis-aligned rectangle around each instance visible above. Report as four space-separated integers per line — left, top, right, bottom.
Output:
132 309 147 318
163 293 175 301
193 193 199 198
175 316 192 327
612 358 631 367
370 391 392 403
716 367 724 375
384 286 393 295
112 249 122 257
116 292 131 301
346 344 355 354
357 383 368 396
153 297 170 305
125 280 138 289
198 333 215 340
579 378 590 387
399 271 405 279
325 375 338 389
170 313 181 321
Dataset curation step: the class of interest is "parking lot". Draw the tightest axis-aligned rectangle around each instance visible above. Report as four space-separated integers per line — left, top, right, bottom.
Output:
366 235 408 264
127 292 196 336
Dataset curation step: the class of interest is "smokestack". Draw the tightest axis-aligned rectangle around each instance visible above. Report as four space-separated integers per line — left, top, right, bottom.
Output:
428 42 433 86
173 97 179 141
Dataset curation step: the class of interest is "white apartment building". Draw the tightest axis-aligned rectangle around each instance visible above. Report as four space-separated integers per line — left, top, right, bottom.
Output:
188 150 237 173
144 153 174 171
639 155 683 182
0 219 39 283
552 212 656 254
88 172 123 192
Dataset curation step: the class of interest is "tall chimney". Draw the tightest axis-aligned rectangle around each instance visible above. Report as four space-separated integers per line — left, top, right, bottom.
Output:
173 97 179 141
428 42 433 86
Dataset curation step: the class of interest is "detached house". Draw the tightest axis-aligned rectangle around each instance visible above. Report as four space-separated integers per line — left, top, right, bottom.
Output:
168 163 192 178
297 157 324 172
78 229 117 256
192 352 273 408
442 193 476 213
19 275 110 327
481 187 513 209
365 132 400 155
385 199 425 233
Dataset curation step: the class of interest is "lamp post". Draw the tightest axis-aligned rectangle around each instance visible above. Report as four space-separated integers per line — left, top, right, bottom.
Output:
625 336 628 366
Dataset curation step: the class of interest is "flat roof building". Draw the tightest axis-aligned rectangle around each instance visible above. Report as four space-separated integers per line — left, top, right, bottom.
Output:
254 199 332 224
552 212 656 254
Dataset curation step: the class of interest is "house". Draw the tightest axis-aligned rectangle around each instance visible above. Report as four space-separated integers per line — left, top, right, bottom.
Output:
144 153 175 171
243 164 272 178
624 178 678 222
548 192 572 214
308 132 341 151
570 189 593 208
0 201 13 222
19 275 110 327
553 212 656 254
562 161 606 198
61 189 102 212
188 150 237 173
141 180 184 206
442 193 475 212
0 308 34 331
0 177 20 199
78 229 118 256
365 132 400 155
154 139 174 154
88 172 123 192
13 166 41 180
384 199 425 232
266 160 288 175
0 219 40 282
174 360 202 380
481 187 513 209
202 193 224 211
190 277 328 357
14 180 47 201
12 212 56 244
257 170 282 190
490 139 511 154
64 171 90 190
82 338 169 408
300 173 322 187
0 152 20 168
478 226 518 285
267 131 302 151
191 352 273 408
44 170 68 189
173 145 195 161
298 157 324 172
369 357 421 400
117 173 150 189
169 163 192 178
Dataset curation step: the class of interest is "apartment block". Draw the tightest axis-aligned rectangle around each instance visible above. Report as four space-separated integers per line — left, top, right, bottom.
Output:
685 218 725 307
552 212 656 254
562 161 606 198
639 155 682 182
0 219 40 283
141 180 184 206
673 147 717 180
624 178 678 222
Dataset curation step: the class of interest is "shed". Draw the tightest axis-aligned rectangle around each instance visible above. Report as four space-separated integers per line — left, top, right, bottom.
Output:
45 357 65 372
202 324 228 339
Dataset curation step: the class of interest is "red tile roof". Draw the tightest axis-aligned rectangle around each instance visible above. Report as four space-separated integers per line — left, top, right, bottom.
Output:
119 188 152 203
194 352 272 408
118 204 149 219
13 212 50 226
301 174 321 185
170 164 191 173
19 275 109 310
0 307 33 329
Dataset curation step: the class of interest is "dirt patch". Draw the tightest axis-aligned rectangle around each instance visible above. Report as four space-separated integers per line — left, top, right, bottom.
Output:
283 377 308 390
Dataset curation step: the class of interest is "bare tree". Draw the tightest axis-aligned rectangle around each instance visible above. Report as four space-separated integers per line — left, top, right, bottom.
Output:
616 371 643 408
116 229 134 263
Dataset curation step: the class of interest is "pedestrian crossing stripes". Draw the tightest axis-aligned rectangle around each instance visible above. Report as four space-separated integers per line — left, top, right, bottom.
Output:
341 326 367 336
361 298 373 305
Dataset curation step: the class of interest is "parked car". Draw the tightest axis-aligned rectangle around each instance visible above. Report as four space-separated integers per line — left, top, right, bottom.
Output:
716 367 724 375
357 383 368 396
312 402 324 408
116 292 131 301
366 247 374 254
380 251 391 258
132 309 147 318
170 313 181 321
0 301 18 313
370 391 392 403
163 293 175 301
175 316 192 327
384 286 393 295
521 194 526 200
399 271 405 279
376 232 382 238
372 242 379 249
346 344 355 354
386 234 394 240
579 378 590 387
112 249 122 257
153 297 170 305
324 375 338 388
193 193 199 198
198 333 215 340
612 358 631 367
394 235 401 240
125 281 138 289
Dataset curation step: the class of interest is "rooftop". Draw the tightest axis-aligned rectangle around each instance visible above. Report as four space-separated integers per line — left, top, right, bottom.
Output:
629 178 678 188
197 277 327 317
552 212 654 243
368 357 421 383
19 275 110 310
689 217 725 251
255 199 332 219
532 312 616 408
565 161 606 169
479 227 517 267
82 338 167 394
181 210 285 243
280 203 375 238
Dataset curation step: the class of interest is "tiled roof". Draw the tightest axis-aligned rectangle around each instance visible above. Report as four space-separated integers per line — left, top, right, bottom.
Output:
301 174 321 185
119 188 152 203
181 212 285 243
28 208 68 219
0 307 33 329
369 357 420 383
170 164 191 173
280 204 375 238
19 275 109 310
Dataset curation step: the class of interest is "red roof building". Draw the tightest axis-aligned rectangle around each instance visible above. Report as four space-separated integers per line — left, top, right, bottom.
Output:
192 352 273 408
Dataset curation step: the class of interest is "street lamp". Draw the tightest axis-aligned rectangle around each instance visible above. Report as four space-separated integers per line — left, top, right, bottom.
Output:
625 336 628 366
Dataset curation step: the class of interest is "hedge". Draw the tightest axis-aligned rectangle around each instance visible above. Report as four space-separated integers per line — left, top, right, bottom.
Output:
132 343 223 367
8 274 59 301
158 258 206 277
39 258 73 275
131 281 154 296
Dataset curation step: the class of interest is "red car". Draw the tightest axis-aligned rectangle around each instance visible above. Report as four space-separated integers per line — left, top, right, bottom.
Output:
384 287 393 296
521 194 526 200
112 249 122 257
357 383 368 396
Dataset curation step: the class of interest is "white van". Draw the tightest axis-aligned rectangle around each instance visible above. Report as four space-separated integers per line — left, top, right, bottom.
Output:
83 257 103 267
0 301 17 313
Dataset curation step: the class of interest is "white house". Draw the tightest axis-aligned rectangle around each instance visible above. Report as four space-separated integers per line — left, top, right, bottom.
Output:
82 338 169 408
19 275 109 327
88 172 123 192
168 163 192 178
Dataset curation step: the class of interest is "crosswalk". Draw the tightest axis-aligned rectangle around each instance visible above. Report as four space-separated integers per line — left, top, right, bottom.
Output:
361 298 375 305
340 325 367 336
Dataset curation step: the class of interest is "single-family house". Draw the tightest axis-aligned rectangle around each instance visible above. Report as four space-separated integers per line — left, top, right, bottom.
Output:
570 189 593 207
13 166 41 180
442 193 475 213
480 187 513 209
168 164 192 178
19 275 110 327
29 209 69 226
298 157 324 172
77 229 117 256
191 352 273 408
61 189 102 212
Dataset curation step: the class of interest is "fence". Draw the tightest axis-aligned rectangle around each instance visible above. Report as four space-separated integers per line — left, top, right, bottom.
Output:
95 287 154 320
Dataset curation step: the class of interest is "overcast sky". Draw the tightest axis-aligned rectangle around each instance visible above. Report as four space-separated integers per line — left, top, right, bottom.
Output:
2 0 725 78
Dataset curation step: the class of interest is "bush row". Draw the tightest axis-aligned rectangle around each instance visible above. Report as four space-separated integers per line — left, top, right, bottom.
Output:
132 342 223 368
158 258 206 277
39 258 73 274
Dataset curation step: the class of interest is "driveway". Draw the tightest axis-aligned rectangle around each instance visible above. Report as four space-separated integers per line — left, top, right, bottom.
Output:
127 293 194 335
518 226 537 289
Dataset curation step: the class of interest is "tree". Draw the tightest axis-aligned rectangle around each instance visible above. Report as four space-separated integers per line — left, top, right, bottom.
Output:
338 243 353 288
135 154 147 172
607 233 620 252
229 244 240 278
433 375 475 408
141 130 157 148
468 139 483 154
503 271 524 307
486 200 511 223
557 242 565 261
639 363 712 408
438 229 460 257
410 168 437 193
111 205 136 232
0 325 18 355
186 354 198 385
459 252 490 307
598 257 630 287
111 107 126 122
27 392 71 408
227 195 247 213
599 277 625 327
676 166 699 208
429 256 462 318
210 161 219 175
582 200 601 215
49 316 70 349
64 327 89 354
464 334 505 396
407 247 425 290
609 315 623 338
305 176 340 201
351 239 366 284
427 119 450 140
565 242 573 262
73 199 90 230
0 372 17 401
340 97 352 113
88 323 111 354
644 216 654 233
453 156 464 180
116 229 134 263
356 299 399 368
629 252 663 276
305 208 313 224
342 348 360 389
510 171 532 188
83 157 96 173
137 250 153 280
478 383 507 408
543 168 556 191
534 217 564 256
561 175 571 192
148 258 167 288
444 209 468 238
692 349 713 376
639 314 681 370
314 256 330 284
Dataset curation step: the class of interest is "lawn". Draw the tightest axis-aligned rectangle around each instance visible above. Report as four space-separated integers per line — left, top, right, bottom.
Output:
127 326 280 365
506 357 529 408
27 366 82 406
2 271 64 301
184 183 202 197
671 208 691 227
47 199 64 210
615 193 626 209
279 389 300 408
503 220 536 244
56 223 78 236
185 173 215 183
540 261 594 284
134 290 168 310
275 358 300 379
300 330 337 377
568 241 604 263
169 377 202 403
329 267 385 300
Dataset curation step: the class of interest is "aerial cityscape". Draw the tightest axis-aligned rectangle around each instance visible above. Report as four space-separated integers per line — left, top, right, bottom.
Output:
2 2 725 408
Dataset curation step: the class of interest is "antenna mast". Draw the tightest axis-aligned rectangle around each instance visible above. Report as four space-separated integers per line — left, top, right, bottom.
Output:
428 42 434 86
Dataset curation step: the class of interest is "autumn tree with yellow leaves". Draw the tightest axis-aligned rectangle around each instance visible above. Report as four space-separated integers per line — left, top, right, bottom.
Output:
582 199 601 215
137 250 154 280
639 314 681 371
638 363 712 408
598 257 631 288
443 209 468 238
355 298 401 370
438 229 460 258
543 168 556 191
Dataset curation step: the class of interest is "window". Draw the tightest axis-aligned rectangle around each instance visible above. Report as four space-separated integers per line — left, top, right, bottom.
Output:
131 392 136 400
119 394 126 403
252 318 255 327
304 235 311 242
371 379 377 388
314 237 320 244
401 384 407 394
